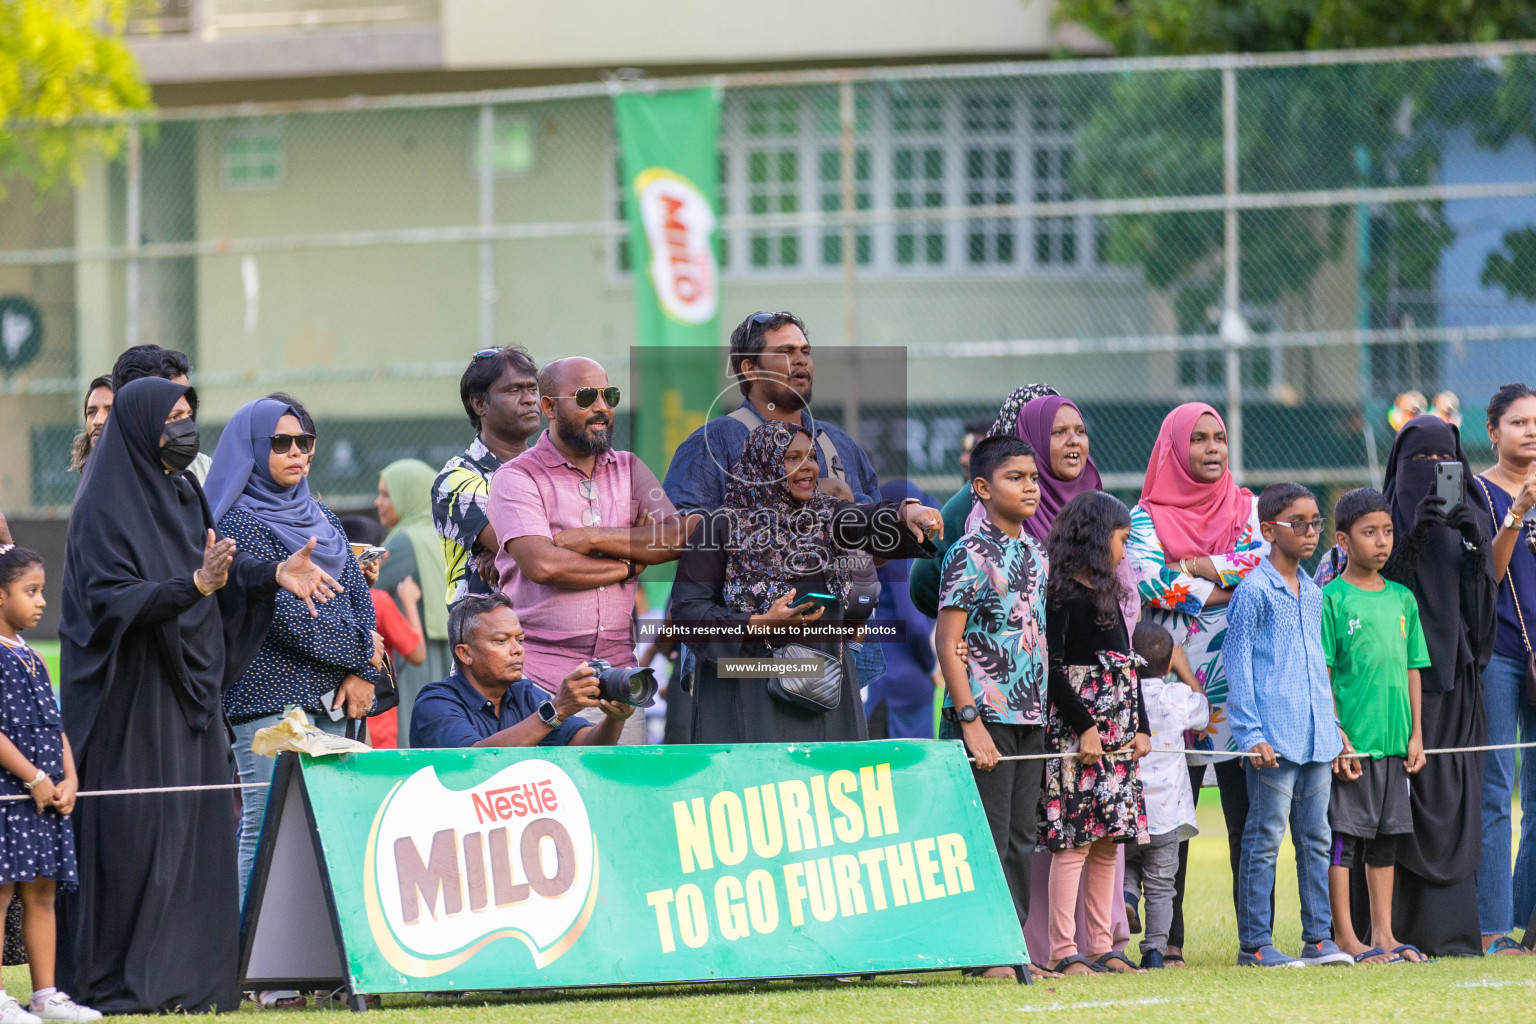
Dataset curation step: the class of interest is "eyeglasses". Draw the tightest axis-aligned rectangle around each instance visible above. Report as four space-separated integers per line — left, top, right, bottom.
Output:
579 478 602 526
1263 518 1325 535
268 433 317 455
554 387 621 409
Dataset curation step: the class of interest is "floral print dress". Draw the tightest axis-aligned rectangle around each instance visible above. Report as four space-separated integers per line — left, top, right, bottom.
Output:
1124 503 1267 759
1040 651 1150 849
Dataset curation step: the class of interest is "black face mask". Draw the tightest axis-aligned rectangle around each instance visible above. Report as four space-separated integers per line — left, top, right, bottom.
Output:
160 418 201 472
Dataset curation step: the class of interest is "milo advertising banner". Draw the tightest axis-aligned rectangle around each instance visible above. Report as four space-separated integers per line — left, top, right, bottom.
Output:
613 87 723 483
239 743 1027 1000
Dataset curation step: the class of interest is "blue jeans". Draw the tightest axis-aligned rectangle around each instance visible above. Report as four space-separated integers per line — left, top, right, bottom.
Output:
1237 757 1333 950
1477 651 1536 936
233 711 351 903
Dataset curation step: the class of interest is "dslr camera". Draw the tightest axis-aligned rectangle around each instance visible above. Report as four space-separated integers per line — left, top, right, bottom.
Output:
587 659 659 708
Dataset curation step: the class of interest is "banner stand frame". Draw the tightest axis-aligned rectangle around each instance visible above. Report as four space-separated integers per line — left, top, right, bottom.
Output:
239 753 369 1011
238 748 1031 1007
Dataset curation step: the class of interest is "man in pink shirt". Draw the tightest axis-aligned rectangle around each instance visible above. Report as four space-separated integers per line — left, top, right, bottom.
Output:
487 357 697 743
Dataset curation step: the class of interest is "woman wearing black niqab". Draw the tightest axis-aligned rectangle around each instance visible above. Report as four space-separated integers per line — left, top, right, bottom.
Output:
1378 414 1497 957
56 378 340 1014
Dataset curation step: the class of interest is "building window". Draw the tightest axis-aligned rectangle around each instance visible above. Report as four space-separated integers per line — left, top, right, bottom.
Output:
221 130 283 191
612 84 1103 278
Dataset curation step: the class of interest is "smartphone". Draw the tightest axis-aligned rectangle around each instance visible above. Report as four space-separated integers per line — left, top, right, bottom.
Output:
356 545 388 568
318 689 347 722
1435 460 1464 508
787 591 838 613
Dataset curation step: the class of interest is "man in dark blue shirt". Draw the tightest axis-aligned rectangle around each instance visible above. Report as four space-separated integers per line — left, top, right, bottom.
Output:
661 310 880 514
410 593 633 748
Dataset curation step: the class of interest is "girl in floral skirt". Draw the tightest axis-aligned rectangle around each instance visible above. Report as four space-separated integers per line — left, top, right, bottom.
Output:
1040 492 1151 976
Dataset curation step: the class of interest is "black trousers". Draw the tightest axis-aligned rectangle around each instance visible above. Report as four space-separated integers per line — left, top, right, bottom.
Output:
1169 758 1254 949
970 722 1047 931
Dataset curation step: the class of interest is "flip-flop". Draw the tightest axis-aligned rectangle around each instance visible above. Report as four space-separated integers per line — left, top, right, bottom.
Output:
1391 943 1433 963
1048 955 1107 975
1162 951 1186 967
1352 947 1403 964
1094 950 1146 973
1487 935 1526 956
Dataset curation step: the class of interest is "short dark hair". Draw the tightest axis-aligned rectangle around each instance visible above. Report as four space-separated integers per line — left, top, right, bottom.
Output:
1132 623 1174 679
963 420 993 438
0 546 44 590
338 515 383 547
970 435 1035 491
1334 487 1390 535
112 344 191 391
447 592 515 667
460 347 538 432
81 374 113 417
267 392 315 434
1487 382 1536 431
729 311 807 398
1257 482 1316 523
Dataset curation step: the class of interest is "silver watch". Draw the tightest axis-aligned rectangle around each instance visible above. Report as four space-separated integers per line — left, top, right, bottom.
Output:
1504 508 1525 532
22 770 47 791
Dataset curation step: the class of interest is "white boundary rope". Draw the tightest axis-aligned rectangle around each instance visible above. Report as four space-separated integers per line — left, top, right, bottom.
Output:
966 740 1536 764
0 741 1529 797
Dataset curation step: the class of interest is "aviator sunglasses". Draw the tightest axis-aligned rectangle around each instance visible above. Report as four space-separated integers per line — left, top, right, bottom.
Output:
554 387 621 409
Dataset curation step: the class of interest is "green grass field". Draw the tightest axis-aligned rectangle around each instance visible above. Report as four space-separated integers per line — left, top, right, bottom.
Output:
3 789 1525 1023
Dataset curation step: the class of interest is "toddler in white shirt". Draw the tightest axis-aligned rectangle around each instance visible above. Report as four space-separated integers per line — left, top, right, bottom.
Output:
1123 622 1209 968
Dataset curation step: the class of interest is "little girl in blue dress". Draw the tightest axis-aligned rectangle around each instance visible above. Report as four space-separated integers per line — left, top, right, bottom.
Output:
0 546 98 1023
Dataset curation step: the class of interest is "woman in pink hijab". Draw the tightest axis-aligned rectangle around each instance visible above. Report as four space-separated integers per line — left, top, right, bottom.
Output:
1123 402 1267 965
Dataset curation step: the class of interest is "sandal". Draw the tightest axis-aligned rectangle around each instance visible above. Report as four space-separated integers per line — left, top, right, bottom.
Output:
1162 949 1186 966
1094 950 1146 973
1352 947 1403 964
1391 943 1433 964
1048 955 1107 975
1487 935 1526 956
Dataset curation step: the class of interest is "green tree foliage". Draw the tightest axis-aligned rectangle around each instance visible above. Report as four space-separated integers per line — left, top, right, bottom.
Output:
1054 0 1536 329
0 0 151 197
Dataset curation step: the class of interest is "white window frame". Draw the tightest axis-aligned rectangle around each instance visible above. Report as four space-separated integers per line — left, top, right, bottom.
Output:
220 126 285 192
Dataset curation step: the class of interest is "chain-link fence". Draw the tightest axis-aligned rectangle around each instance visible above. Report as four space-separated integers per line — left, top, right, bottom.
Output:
3 42 1536 516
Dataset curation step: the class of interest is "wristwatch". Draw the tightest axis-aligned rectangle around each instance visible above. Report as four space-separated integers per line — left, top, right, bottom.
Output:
22 770 47 791
1504 508 1526 532
537 700 563 727
956 704 980 724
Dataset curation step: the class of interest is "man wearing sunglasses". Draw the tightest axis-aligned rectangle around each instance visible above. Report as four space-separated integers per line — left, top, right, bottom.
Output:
432 346 544 607
662 310 880 515
486 357 696 744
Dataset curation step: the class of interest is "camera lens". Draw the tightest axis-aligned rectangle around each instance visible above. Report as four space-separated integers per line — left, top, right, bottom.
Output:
594 663 659 708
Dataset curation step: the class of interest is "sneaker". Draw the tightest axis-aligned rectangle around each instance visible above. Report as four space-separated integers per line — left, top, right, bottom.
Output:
1237 944 1306 968
1141 949 1165 969
32 994 101 1024
1299 939 1354 967
0 996 40 1024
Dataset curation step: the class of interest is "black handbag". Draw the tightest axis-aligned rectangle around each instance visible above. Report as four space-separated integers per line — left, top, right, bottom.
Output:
766 643 844 713
1476 476 1536 704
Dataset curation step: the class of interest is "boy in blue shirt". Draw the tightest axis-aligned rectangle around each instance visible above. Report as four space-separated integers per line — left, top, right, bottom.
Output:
1225 483 1351 968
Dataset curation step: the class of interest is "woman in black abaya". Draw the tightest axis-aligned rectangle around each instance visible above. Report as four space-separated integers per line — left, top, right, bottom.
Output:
1378 415 1497 957
56 378 339 1014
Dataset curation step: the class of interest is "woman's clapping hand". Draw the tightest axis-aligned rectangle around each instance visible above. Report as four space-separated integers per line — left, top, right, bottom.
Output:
278 537 344 615
195 530 236 594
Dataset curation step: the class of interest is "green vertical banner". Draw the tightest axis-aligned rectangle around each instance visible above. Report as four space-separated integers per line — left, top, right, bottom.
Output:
613 87 723 483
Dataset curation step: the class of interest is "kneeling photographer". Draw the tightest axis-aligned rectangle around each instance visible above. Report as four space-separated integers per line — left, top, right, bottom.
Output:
411 593 651 748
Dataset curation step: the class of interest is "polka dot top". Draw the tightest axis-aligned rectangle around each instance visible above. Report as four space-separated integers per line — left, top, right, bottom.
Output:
0 635 64 796
219 504 380 725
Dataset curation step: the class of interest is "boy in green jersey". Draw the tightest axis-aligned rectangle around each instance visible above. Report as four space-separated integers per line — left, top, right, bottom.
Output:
1320 488 1432 964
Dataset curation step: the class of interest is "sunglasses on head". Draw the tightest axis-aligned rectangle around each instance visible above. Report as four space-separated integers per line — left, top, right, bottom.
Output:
471 348 502 361
269 433 317 455
555 386 621 409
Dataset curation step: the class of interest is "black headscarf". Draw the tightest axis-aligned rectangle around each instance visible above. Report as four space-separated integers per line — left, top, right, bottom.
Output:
60 378 271 747
1381 414 1485 693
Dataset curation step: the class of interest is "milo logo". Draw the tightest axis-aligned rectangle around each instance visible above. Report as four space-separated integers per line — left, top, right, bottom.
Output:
363 762 598 977
633 168 718 325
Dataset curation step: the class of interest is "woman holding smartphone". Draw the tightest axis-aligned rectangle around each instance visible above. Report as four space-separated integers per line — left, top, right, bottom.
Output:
201 398 384 978
670 423 939 743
